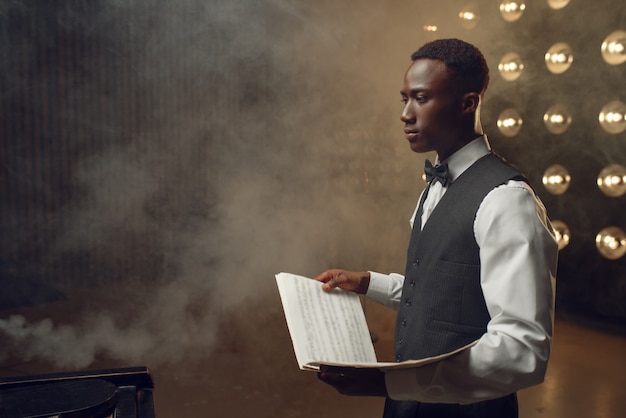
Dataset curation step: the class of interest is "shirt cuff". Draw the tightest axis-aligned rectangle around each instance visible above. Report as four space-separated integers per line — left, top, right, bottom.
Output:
365 271 391 304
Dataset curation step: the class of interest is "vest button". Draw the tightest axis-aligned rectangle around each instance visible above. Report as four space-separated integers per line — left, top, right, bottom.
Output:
412 259 419 267
396 354 402 362
410 280 415 287
398 338 403 345
405 298 411 306
401 318 407 326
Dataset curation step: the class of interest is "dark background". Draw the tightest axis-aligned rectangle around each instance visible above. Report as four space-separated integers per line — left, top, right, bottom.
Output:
1 0 624 376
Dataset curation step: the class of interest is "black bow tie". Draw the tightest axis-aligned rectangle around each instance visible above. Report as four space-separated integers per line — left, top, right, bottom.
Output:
424 160 449 187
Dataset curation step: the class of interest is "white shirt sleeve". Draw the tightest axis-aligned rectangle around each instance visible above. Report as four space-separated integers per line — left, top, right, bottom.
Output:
366 271 404 310
383 181 558 404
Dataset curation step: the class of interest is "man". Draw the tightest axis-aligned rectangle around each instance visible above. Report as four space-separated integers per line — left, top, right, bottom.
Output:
315 38 558 418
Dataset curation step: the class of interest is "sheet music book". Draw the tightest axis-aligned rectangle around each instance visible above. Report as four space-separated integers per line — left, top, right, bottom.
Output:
275 272 476 371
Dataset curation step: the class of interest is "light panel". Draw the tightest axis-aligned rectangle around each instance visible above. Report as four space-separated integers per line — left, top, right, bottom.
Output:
547 0 571 10
598 100 626 134
497 108 523 137
596 226 626 260
597 164 626 197
543 103 573 134
499 1 526 22
498 52 525 81
459 3 480 30
545 42 574 74
552 220 571 250
542 164 571 195
601 30 626 65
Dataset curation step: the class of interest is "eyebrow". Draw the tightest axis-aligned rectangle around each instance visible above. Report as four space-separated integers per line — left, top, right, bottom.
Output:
400 88 428 96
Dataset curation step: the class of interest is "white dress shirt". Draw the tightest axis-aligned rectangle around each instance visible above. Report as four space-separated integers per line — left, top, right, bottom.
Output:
367 136 558 404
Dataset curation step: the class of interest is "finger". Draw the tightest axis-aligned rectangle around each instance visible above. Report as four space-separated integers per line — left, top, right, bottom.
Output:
321 280 336 290
314 270 335 283
319 271 345 291
322 277 342 291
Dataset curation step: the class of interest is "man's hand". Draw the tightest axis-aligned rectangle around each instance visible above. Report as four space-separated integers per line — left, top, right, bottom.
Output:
317 366 387 397
314 269 370 294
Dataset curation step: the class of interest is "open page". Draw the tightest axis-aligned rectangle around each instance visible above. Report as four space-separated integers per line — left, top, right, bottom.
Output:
307 339 477 370
276 272 478 371
275 272 377 370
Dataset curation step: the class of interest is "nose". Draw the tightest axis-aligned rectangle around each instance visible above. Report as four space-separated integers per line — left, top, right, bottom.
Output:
401 103 414 123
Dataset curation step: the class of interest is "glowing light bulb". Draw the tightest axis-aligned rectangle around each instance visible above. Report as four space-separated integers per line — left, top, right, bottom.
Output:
597 164 626 197
547 0 570 10
497 108 523 137
598 100 626 134
543 104 572 134
551 220 571 250
498 52 525 81
459 3 480 30
601 30 626 65
545 43 574 74
596 226 626 260
542 164 571 195
499 1 526 22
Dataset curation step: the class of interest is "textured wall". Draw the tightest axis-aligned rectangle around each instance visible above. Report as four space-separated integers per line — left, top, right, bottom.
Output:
0 0 624 371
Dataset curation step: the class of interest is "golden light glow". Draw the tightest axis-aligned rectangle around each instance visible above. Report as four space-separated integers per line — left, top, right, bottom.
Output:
497 108 523 137
545 43 574 74
498 52 525 81
595 226 626 260
543 104 572 134
552 220 571 250
499 1 526 22
601 30 626 65
423 25 438 32
547 0 570 10
598 100 626 134
597 164 626 197
542 164 571 195
459 3 480 30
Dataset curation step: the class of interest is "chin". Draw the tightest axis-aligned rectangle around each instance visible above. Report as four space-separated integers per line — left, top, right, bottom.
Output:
409 142 428 154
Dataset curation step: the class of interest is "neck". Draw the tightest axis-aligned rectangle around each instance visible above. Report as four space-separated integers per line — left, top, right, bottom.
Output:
474 107 484 134
438 130 483 162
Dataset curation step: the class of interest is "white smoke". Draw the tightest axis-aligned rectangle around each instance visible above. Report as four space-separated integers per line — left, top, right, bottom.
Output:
0 0 445 371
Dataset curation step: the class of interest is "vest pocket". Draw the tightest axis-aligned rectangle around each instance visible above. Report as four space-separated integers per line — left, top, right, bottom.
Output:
425 259 487 329
428 317 486 336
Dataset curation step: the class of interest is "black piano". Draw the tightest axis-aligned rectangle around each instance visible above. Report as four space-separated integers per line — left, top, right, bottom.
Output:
0 366 155 418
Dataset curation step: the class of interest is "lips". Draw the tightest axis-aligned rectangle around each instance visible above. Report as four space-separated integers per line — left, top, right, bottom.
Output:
404 129 419 140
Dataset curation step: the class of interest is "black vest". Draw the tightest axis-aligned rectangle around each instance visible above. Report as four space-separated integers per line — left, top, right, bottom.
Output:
395 152 523 361
385 153 524 418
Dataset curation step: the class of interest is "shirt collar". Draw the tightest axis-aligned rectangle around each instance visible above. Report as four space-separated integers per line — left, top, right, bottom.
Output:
435 135 491 183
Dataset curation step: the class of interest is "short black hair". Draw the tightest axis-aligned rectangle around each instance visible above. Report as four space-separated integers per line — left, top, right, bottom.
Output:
411 38 489 95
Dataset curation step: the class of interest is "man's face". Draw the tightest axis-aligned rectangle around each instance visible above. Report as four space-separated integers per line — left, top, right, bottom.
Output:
400 58 465 158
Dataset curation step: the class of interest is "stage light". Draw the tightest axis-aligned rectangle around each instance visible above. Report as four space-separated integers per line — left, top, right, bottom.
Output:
543 103 572 134
545 42 574 74
597 164 626 197
598 100 626 134
601 30 626 65
595 226 626 260
459 3 480 30
551 220 571 250
499 1 526 22
547 0 571 10
542 164 571 195
497 108 523 137
498 52 525 81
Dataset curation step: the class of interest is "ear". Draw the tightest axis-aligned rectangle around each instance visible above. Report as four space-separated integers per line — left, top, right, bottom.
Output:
462 92 480 114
